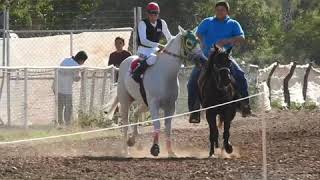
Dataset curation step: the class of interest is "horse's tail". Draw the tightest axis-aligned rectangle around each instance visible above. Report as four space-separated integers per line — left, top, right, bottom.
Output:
103 87 120 120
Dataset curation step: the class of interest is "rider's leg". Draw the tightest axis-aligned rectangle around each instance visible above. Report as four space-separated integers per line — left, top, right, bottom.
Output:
229 58 252 116
132 54 158 83
132 54 149 83
187 66 202 123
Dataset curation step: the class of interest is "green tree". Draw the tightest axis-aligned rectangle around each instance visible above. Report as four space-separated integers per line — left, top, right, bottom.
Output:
194 0 282 65
282 10 320 64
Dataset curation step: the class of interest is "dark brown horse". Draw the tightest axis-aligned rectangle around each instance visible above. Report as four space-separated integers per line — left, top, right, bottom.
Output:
197 46 238 157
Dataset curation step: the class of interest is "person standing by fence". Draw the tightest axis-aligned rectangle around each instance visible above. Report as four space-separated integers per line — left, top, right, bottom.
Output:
108 37 131 82
53 51 88 126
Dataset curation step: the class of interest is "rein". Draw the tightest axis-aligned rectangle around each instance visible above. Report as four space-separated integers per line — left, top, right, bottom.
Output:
161 35 196 65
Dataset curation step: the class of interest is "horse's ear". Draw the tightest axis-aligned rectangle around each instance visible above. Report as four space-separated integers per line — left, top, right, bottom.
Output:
226 47 232 55
178 25 186 35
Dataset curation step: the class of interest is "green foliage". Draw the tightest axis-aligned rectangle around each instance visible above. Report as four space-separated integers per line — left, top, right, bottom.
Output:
303 101 318 111
77 110 110 128
193 0 320 66
271 99 285 109
282 10 320 64
1 0 319 65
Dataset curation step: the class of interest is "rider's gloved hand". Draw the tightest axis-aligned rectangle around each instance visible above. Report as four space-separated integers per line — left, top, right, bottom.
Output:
158 44 165 51
189 49 207 67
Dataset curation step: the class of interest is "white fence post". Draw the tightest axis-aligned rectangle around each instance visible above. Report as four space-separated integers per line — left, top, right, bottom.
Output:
100 70 108 107
89 71 96 114
24 68 28 128
6 69 10 126
80 68 87 114
54 68 59 125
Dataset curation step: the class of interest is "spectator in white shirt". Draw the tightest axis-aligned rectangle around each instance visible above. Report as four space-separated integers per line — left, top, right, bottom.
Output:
55 51 88 126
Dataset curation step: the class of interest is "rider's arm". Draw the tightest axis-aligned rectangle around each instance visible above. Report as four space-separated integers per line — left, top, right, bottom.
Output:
196 33 206 50
225 35 245 46
161 19 172 42
218 20 245 46
138 21 159 48
196 18 210 50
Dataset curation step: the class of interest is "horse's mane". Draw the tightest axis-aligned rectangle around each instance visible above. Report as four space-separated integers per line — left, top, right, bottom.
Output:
164 33 181 49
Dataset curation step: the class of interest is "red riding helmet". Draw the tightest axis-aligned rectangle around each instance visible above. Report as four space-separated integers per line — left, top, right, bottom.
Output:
146 2 160 13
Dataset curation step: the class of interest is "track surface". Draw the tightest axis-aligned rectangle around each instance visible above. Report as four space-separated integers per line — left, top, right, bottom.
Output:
0 110 319 180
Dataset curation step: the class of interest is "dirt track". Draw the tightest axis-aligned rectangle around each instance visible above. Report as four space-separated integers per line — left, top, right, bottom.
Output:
0 110 319 180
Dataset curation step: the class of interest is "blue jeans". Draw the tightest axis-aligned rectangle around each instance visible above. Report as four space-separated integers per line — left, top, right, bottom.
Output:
187 58 249 112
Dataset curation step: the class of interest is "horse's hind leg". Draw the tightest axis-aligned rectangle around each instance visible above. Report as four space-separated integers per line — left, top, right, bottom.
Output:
206 110 218 157
118 88 133 155
127 104 146 147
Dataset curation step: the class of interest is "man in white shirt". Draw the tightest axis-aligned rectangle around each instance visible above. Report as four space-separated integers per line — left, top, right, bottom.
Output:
132 2 172 83
56 51 88 126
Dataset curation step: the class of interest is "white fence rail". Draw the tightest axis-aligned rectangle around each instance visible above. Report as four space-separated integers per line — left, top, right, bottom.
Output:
0 66 116 127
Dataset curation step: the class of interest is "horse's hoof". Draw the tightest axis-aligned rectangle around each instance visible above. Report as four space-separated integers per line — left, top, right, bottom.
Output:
209 150 214 157
168 151 177 158
127 136 136 147
150 144 160 157
225 144 233 154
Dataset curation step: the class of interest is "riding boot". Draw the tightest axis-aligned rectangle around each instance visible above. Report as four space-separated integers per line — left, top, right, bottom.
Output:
132 59 150 83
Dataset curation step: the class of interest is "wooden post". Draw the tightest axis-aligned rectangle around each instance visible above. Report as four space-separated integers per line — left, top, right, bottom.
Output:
283 62 297 108
267 62 279 101
302 63 312 102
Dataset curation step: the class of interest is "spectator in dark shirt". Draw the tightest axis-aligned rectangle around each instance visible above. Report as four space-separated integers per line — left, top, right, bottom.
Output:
108 37 131 68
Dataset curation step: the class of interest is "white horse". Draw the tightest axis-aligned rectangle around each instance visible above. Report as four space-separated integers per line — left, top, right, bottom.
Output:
110 26 200 157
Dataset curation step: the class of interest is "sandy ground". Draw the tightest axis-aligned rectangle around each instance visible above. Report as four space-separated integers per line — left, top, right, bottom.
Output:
0 110 319 180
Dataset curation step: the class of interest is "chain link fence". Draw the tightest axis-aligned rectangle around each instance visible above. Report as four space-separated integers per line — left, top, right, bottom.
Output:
0 66 116 127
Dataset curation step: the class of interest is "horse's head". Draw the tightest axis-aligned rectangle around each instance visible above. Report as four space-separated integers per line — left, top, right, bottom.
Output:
174 26 201 63
208 45 233 89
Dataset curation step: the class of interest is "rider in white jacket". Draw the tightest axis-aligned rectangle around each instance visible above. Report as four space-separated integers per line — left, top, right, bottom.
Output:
132 2 172 83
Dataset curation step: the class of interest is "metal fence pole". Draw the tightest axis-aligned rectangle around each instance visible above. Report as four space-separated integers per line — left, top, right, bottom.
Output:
24 68 28 128
133 7 137 55
2 7 6 66
70 31 73 56
136 7 142 54
6 4 9 66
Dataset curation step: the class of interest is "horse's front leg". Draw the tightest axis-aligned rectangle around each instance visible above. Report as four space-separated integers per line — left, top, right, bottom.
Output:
164 104 176 157
206 109 218 157
149 99 161 156
221 111 235 154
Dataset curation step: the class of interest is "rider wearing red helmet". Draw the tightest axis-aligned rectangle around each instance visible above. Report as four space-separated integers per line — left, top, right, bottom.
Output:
132 2 172 83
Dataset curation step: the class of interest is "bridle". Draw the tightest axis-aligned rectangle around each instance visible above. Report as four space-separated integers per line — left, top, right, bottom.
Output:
162 31 199 65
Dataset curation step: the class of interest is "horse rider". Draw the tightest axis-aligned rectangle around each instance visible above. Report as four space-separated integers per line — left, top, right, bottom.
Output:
188 1 252 122
131 2 173 83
